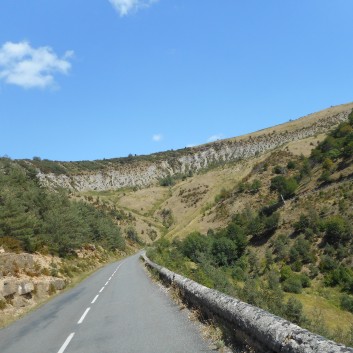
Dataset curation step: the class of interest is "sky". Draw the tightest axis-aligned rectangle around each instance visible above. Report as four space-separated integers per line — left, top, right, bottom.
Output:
0 0 353 161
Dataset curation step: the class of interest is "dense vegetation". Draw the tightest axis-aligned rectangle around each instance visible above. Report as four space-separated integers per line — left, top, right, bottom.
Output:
148 109 353 346
0 159 125 256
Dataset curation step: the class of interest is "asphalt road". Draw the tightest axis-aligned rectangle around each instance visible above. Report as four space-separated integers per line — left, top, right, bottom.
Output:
0 253 213 353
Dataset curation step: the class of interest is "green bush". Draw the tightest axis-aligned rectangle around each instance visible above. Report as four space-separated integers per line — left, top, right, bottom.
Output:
285 297 305 325
287 161 296 170
212 237 238 266
159 175 175 187
282 276 303 293
249 179 262 194
181 232 210 262
270 176 298 199
323 216 351 246
126 227 141 243
340 294 353 313
319 255 338 273
299 273 311 288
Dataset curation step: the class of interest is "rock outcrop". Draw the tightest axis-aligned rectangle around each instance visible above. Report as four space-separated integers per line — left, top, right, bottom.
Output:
0 252 66 311
36 104 353 192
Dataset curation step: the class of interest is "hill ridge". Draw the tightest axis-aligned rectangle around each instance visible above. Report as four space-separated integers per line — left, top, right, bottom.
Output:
32 103 353 192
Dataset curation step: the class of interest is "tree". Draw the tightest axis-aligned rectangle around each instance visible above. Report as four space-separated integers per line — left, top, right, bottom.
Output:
323 216 351 246
212 237 238 266
181 232 210 262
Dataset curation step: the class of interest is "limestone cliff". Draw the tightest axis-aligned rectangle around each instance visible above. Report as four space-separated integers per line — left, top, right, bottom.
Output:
35 104 353 192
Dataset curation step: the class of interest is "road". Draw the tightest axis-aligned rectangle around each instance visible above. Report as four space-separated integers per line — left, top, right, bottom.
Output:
0 253 213 353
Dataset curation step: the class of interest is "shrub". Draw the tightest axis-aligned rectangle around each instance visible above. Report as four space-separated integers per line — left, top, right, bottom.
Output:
212 237 238 266
273 234 289 261
273 165 286 174
280 265 293 282
0 299 6 310
319 170 331 183
249 179 261 194
287 161 296 170
282 276 303 293
270 176 298 199
340 294 353 313
181 232 210 262
323 158 334 171
160 208 174 228
319 255 338 272
285 297 305 324
159 175 175 187
323 216 351 246
0 236 23 253
299 273 311 288
215 188 231 202
294 214 310 233
126 227 141 243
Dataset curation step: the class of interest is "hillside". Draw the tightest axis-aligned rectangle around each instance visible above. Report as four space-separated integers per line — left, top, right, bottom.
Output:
24 103 353 192
59 103 352 243
2 102 353 343
147 107 353 346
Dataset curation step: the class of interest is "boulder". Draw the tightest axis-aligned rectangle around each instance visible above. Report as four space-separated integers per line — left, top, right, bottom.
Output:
1 279 17 297
52 278 66 291
12 296 28 308
17 282 34 296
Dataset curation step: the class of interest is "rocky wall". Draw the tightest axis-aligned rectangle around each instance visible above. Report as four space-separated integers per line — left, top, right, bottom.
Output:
37 109 351 192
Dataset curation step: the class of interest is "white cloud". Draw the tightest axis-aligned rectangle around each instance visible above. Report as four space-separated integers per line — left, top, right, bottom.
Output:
0 41 73 89
152 134 163 142
207 134 224 143
109 0 159 16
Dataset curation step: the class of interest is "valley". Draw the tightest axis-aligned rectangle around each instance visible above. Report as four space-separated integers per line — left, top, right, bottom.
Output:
1 102 353 347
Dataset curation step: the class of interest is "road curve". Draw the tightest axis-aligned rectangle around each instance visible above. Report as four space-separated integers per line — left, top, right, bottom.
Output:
0 253 213 353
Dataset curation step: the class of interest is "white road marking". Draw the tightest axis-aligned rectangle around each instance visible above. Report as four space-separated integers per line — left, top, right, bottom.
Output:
105 281 109 286
91 295 99 304
78 307 91 324
109 277 112 280
99 287 105 293
57 332 75 353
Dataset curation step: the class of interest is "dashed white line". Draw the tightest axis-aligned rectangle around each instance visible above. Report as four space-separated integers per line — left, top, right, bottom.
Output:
99 286 105 293
91 295 99 304
57 332 75 353
78 307 91 324
105 281 109 286
109 277 112 280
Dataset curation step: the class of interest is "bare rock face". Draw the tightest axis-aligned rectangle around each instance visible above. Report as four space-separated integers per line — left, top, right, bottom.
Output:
12 296 29 309
37 106 353 192
0 253 36 277
51 278 65 291
0 252 67 320
1 280 17 297
17 282 35 296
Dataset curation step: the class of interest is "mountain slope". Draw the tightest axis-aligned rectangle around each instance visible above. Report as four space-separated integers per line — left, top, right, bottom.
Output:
147 107 353 346
26 103 353 192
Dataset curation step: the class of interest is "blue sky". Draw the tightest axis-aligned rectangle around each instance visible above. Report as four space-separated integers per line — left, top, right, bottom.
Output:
0 0 352 161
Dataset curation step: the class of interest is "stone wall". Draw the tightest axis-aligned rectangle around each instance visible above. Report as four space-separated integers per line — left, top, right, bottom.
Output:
142 254 353 353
